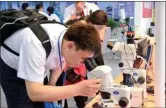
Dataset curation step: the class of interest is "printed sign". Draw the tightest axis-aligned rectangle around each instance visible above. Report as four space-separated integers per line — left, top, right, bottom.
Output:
143 2 152 18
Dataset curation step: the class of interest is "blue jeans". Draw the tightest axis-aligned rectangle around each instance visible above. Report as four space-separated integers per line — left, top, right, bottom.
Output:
45 102 62 108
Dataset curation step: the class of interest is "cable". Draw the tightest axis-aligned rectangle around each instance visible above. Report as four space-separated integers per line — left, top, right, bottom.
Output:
123 37 154 108
133 41 155 83
137 101 145 107
137 55 155 78
121 33 154 86
121 26 155 108
137 98 154 108
134 41 155 84
121 33 139 87
137 99 154 108
124 44 139 87
136 94 154 108
121 31 153 108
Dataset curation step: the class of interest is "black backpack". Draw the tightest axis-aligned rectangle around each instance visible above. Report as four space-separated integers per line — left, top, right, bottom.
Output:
0 9 67 57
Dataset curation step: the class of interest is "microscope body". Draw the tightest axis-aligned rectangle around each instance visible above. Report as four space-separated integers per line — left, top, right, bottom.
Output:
113 42 137 71
113 42 137 70
100 84 131 108
132 69 147 97
113 42 137 87
89 65 144 107
100 85 144 108
89 65 130 107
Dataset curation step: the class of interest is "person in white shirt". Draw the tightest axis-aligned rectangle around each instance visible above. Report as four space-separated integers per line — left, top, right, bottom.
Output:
63 1 99 24
47 6 61 22
61 10 108 108
35 4 49 18
0 22 101 108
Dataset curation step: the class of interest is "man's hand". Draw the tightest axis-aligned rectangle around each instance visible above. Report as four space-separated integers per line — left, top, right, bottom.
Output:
75 79 102 97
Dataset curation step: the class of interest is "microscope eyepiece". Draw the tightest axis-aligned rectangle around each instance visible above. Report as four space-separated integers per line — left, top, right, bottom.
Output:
100 91 111 99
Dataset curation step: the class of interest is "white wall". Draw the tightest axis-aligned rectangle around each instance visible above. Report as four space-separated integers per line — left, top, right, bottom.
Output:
154 2 165 107
134 2 152 34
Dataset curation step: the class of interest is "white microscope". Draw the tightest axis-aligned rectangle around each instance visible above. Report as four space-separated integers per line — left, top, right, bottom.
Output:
89 65 145 107
112 42 147 97
112 42 137 87
132 69 147 97
100 84 131 108
88 65 131 107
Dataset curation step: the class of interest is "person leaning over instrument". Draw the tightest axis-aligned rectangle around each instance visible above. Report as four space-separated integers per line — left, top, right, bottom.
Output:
58 10 108 108
80 10 108 67
0 21 102 108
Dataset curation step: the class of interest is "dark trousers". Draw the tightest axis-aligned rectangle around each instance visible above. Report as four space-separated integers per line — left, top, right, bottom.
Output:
73 96 88 108
0 57 44 108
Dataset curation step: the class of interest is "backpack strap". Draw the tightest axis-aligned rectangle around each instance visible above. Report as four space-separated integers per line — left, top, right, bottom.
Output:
28 21 51 58
1 21 51 58
1 43 19 56
1 20 52 58
0 9 68 58
28 20 68 58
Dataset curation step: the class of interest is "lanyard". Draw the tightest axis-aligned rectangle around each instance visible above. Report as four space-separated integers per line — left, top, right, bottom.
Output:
47 29 67 108
57 29 67 70
57 29 67 108
57 29 67 84
57 33 63 71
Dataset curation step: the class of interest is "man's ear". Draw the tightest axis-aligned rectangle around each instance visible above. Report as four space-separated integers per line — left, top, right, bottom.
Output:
66 41 75 51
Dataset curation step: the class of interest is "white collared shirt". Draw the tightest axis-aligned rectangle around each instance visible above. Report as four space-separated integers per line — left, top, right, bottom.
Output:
63 2 99 24
39 11 49 19
0 23 67 83
48 14 61 22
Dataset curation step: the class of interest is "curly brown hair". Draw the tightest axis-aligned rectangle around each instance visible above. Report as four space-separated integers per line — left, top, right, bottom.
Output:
64 22 101 56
